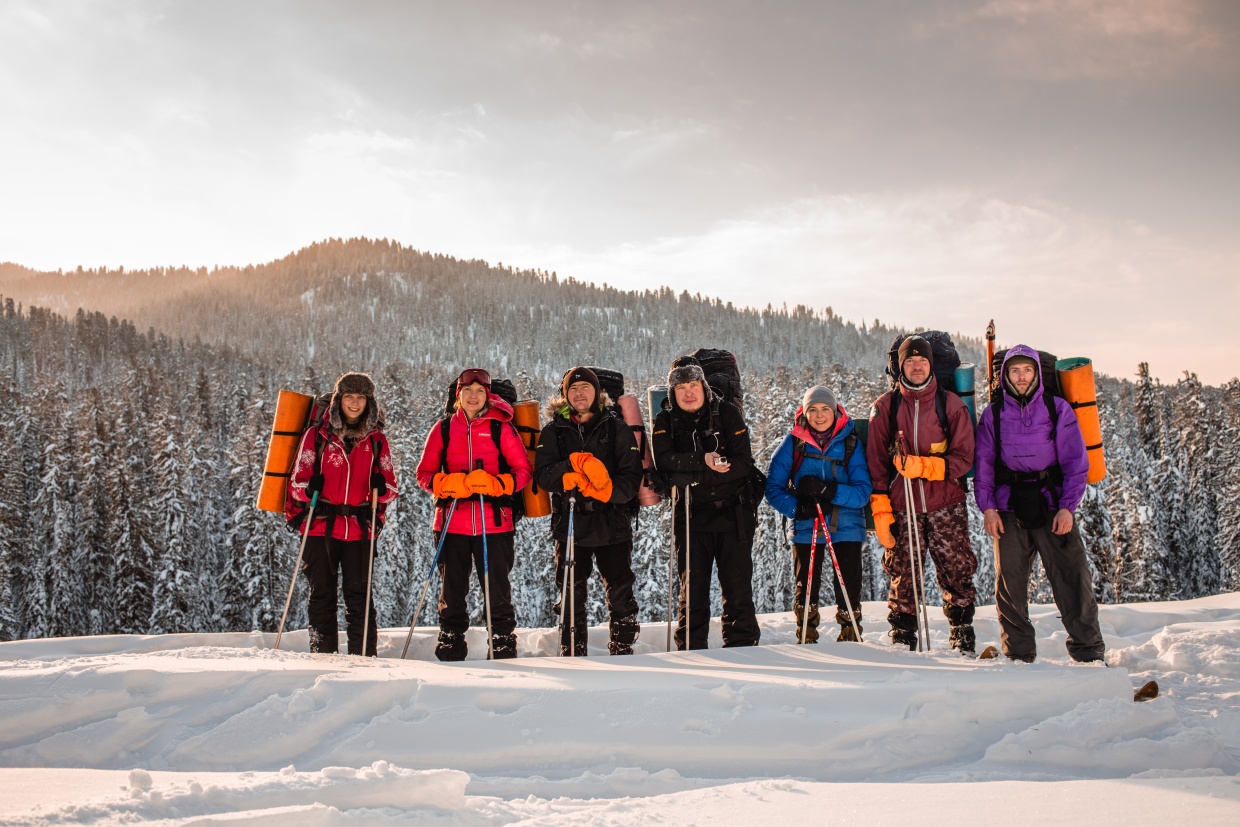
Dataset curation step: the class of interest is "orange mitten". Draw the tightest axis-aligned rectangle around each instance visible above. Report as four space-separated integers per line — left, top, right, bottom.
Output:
580 456 610 488
496 473 515 496
569 452 594 474
870 493 896 549
580 477 614 503
562 471 586 492
465 468 505 497
433 472 469 499
896 455 945 481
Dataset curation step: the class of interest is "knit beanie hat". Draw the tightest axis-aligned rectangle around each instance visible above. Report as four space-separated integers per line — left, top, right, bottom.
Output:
801 385 838 414
561 366 602 413
898 335 934 372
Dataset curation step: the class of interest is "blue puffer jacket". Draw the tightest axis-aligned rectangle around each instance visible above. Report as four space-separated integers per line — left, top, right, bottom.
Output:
765 406 872 544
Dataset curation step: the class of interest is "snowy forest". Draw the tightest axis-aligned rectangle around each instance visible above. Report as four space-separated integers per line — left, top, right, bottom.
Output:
0 237 1237 641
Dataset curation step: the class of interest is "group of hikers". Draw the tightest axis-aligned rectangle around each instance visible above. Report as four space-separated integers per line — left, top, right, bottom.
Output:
283 336 1104 667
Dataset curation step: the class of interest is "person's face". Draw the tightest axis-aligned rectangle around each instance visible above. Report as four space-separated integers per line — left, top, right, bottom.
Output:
673 380 705 413
341 393 367 423
567 380 596 415
902 355 931 385
805 401 836 432
1007 361 1038 396
459 383 487 417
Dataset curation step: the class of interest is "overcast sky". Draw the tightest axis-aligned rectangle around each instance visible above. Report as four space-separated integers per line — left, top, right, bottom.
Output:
2 0 1237 383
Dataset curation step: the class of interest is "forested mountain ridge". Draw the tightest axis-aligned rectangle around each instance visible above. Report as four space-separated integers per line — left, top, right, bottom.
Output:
0 237 1236 642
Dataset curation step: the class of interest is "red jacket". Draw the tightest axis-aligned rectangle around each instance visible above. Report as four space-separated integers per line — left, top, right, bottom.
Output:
416 395 533 535
288 412 399 541
865 377 975 514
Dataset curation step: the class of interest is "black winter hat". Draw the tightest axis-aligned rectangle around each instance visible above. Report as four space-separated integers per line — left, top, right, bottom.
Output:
561 366 602 412
898 336 934 373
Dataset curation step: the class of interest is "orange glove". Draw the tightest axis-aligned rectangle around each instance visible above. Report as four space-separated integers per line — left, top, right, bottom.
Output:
580 456 611 488
579 477 614 503
871 494 896 549
896 455 945 481
433 472 469 499
562 471 586 492
465 468 510 497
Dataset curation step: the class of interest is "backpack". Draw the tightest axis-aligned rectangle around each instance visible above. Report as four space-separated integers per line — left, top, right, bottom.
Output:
689 348 744 414
584 366 626 402
885 331 962 393
285 393 385 536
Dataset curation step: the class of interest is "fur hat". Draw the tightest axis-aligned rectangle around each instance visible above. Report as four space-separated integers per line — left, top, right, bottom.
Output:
667 356 710 412
329 371 381 437
561 367 602 410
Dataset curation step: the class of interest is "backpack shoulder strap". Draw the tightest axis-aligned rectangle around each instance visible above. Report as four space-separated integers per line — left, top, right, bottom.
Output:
887 390 901 453
1045 391 1059 441
843 433 858 466
935 388 951 435
787 437 807 488
438 416 452 473
492 418 511 475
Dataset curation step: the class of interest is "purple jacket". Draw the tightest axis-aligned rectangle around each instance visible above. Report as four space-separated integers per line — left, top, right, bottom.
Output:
975 344 1089 514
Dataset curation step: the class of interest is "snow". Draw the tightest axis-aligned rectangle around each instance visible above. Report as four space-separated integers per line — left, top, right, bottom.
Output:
2 596 1239 825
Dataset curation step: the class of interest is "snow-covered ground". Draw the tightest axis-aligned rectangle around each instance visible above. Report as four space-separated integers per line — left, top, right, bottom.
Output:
2 595 1239 825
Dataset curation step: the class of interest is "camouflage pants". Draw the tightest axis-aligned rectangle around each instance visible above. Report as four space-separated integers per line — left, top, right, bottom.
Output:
882 501 976 614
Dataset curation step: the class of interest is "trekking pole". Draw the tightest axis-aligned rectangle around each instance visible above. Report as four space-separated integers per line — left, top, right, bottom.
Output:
559 496 578 656
361 488 378 657
667 487 677 652
476 461 494 660
400 499 458 659
800 514 820 645
896 432 929 652
816 503 862 642
275 491 318 650
986 320 1001 564
683 484 692 650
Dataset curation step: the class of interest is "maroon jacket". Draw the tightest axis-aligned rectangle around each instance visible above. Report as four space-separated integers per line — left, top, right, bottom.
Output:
288 411 399 541
866 377 975 514
415 394 533 535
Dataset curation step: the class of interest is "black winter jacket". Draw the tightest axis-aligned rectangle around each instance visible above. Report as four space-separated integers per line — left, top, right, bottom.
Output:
534 406 643 546
652 398 756 529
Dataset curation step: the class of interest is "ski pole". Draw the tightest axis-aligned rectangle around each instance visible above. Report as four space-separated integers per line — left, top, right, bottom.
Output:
817 503 862 642
897 432 929 652
400 498 458 659
361 488 378 658
275 491 318 650
683 484 692 651
477 461 494 660
559 496 578 656
667 487 677 652
800 514 819 645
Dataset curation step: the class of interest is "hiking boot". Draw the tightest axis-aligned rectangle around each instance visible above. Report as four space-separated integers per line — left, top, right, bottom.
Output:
490 633 517 660
434 630 466 662
888 609 918 651
835 607 863 642
609 614 640 656
559 626 588 657
949 624 976 655
793 602 821 644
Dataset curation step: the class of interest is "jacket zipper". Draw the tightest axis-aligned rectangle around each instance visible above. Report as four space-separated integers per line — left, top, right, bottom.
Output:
340 436 354 541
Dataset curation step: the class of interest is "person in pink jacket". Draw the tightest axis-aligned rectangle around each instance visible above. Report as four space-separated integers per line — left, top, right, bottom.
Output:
416 368 533 660
287 372 399 656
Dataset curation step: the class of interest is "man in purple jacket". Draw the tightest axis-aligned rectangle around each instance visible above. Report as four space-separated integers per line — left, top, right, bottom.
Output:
975 345 1104 663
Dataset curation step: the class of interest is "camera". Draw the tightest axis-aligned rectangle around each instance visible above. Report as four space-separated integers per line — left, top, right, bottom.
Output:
713 455 729 466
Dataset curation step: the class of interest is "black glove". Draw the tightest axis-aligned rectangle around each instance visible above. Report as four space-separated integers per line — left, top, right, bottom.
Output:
794 498 819 520
645 469 670 497
796 476 837 502
370 472 388 497
306 473 325 499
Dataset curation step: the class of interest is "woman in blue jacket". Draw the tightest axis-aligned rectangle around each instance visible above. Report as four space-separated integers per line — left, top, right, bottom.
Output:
765 386 872 642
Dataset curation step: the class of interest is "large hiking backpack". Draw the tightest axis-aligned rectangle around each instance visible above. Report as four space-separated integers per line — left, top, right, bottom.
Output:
284 392 386 536
689 348 744 414
585 366 626 402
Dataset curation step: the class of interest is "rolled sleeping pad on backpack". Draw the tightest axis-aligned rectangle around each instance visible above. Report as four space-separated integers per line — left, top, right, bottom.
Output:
512 399 553 518
256 389 315 513
954 363 977 479
1056 358 1107 484
618 393 661 506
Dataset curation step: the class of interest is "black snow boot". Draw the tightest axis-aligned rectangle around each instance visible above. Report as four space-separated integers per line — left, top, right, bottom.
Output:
560 628 588 657
434 629 467 662
888 609 918 651
609 614 640 656
793 602 821 644
835 607 863 642
944 603 976 655
490 633 518 660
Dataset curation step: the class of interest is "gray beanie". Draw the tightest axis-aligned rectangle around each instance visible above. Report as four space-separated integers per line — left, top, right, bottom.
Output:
801 385 838 413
